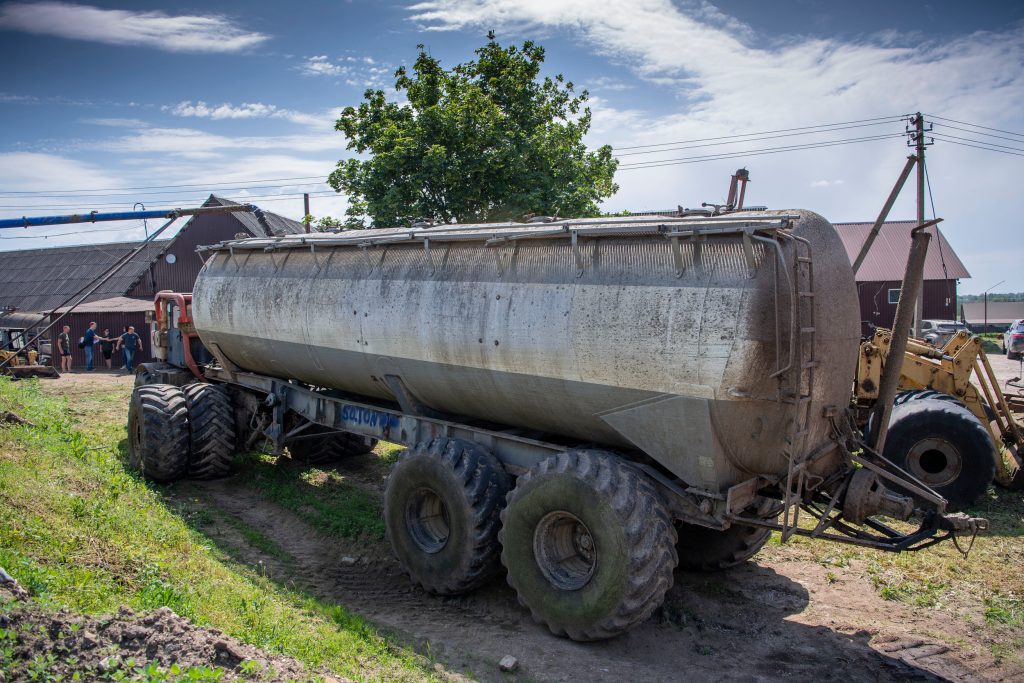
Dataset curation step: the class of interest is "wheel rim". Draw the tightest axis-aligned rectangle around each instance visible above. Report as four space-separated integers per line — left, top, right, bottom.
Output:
533 511 597 591
129 408 142 453
906 437 962 487
405 487 450 554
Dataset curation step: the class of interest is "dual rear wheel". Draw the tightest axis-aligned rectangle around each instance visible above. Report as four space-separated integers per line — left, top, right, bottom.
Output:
385 443 753 641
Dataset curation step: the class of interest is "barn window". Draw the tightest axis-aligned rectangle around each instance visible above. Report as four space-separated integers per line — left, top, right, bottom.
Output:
888 288 901 304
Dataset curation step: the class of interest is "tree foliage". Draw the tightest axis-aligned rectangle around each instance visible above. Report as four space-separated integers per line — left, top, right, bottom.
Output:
328 35 618 228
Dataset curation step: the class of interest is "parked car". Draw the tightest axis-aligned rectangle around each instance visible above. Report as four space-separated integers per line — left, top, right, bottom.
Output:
919 319 968 348
1004 319 1024 360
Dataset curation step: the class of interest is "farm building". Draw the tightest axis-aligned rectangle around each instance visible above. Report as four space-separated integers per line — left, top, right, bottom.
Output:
834 220 970 335
0 196 305 368
961 301 1024 333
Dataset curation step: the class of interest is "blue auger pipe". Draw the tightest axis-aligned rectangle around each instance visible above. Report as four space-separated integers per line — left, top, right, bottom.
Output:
0 203 259 230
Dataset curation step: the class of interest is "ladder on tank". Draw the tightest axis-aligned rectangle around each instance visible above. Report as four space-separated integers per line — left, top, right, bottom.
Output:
777 235 817 541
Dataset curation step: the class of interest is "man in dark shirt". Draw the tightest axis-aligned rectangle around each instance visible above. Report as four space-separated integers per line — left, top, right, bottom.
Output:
117 326 143 372
58 325 72 373
83 322 97 371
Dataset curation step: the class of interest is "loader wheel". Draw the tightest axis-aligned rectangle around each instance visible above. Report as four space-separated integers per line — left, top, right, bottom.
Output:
675 498 781 572
288 427 377 465
883 397 996 508
384 437 510 595
127 384 190 483
500 449 678 641
182 383 236 479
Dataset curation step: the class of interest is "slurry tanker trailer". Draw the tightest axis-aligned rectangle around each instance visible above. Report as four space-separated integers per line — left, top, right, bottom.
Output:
127 208 987 641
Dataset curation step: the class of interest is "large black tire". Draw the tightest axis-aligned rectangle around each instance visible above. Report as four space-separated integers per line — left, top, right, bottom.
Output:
499 449 678 641
288 427 377 465
384 437 510 595
675 499 781 572
883 397 996 508
127 384 190 483
182 383 236 479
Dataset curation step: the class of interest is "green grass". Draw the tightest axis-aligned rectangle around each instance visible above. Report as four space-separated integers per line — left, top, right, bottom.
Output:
759 486 1024 663
0 376 438 681
233 453 387 540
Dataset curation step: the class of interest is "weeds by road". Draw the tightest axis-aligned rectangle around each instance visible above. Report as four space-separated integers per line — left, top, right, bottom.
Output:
0 376 439 682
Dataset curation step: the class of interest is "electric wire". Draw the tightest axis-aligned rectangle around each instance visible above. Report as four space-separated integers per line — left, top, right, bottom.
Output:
610 114 906 150
922 158 953 309
0 221 154 240
928 132 1024 153
0 181 331 201
617 133 905 171
612 120 901 157
932 122 1024 144
0 190 339 211
928 135 1024 157
926 114 1024 140
0 175 329 196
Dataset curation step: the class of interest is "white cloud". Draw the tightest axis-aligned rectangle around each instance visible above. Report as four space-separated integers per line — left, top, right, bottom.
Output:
82 117 148 128
299 55 349 77
0 2 268 53
163 101 329 128
298 55 394 89
408 0 1024 293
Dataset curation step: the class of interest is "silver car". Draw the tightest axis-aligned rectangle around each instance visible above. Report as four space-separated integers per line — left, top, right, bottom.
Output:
919 319 968 348
1004 319 1024 360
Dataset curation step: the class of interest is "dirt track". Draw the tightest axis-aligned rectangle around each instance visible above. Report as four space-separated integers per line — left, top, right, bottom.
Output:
173 467 1009 683
42 366 1024 681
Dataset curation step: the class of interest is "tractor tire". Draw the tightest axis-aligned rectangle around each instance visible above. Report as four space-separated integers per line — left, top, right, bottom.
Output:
182 383 236 479
675 499 781 572
288 427 377 465
499 449 678 641
883 397 996 508
127 384 190 483
384 437 510 595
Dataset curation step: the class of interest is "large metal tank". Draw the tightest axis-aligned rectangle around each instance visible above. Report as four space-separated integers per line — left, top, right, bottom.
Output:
192 209 860 491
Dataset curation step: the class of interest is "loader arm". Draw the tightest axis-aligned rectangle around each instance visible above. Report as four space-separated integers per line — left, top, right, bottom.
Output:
856 328 1024 487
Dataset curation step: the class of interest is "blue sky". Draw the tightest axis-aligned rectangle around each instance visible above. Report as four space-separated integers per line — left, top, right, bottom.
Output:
0 0 1022 294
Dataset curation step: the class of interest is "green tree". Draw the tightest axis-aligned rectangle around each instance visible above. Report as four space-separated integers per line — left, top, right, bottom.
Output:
329 35 618 228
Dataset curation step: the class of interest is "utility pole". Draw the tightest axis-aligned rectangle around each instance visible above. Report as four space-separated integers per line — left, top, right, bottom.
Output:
303 193 311 234
910 113 931 337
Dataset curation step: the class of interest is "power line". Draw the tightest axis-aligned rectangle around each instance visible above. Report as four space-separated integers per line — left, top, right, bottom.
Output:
612 120 902 158
929 134 1024 157
0 180 331 201
610 114 906 151
0 175 329 196
931 122 1024 144
617 133 906 171
927 132 1024 153
0 190 339 211
0 221 151 240
926 114 1024 140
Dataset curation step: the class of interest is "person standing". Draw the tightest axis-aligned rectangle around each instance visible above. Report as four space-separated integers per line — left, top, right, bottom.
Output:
82 322 98 372
98 328 115 369
116 326 143 372
58 325 72 373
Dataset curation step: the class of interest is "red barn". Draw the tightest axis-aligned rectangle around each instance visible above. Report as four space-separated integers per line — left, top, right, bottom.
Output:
834 220 970 335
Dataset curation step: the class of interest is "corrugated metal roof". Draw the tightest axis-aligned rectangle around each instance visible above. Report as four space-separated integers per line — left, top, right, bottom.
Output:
0 240 171 313
961 301 1024 325
835 220 970 282
203 195 306 237
52 296 154 313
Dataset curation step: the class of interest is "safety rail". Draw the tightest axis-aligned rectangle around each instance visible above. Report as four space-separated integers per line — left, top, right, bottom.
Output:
196 214 801 253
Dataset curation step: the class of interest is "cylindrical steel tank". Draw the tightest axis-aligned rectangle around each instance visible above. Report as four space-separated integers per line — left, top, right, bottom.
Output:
192 210 860 491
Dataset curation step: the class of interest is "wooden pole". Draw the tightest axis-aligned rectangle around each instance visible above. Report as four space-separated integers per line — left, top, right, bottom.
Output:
303 193 311 234
913 113 926 337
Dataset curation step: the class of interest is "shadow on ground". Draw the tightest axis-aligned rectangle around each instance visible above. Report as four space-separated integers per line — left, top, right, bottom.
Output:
153 453 964 683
